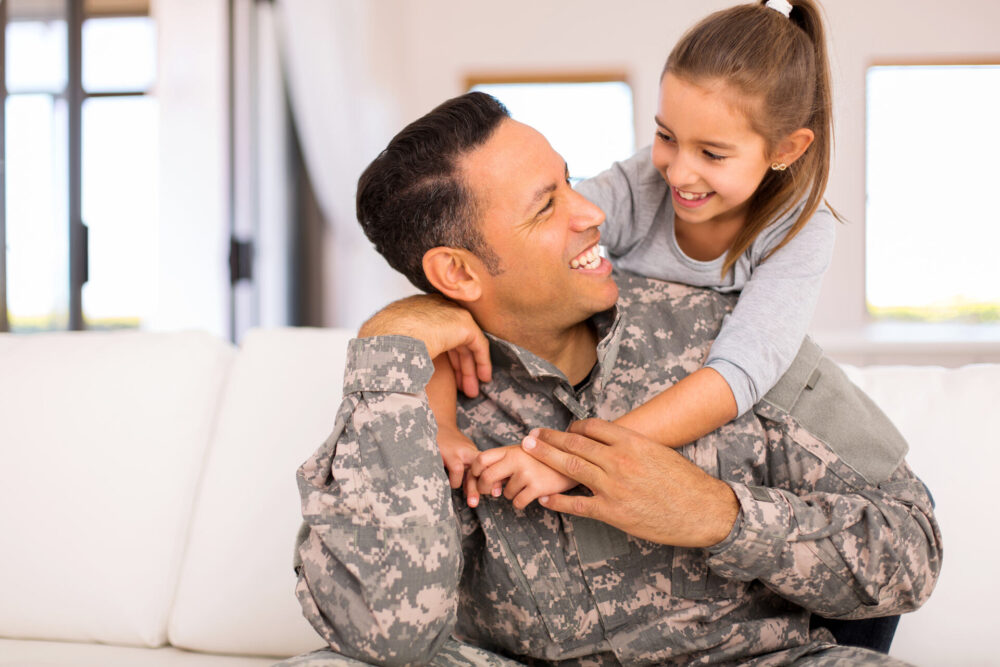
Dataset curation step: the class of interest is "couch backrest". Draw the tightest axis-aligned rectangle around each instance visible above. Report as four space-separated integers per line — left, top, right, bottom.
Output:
0 330 235 647
167 327 353 658
843 363 999 664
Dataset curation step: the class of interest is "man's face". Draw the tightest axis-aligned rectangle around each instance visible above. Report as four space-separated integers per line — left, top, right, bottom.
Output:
460 119 618 332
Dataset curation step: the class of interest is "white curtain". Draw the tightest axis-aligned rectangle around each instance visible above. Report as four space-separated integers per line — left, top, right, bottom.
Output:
274 0 415 329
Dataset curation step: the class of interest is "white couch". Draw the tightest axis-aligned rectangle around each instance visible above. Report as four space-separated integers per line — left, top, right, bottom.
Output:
0 328 996 666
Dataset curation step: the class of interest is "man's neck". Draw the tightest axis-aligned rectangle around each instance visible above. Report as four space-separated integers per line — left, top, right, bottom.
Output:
490 319 599 386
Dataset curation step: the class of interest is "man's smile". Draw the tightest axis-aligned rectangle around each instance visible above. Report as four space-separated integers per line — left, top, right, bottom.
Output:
570 242 603 270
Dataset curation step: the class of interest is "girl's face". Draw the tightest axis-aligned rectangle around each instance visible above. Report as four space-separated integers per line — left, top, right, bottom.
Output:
651 73 772 231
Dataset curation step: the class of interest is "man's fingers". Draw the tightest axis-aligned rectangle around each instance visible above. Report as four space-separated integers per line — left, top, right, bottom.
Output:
456 324 492 384
538 492 600 520
530 427 611 468
567 418 640 447
446 349 463 389
456 347 480 398
522 431 604 488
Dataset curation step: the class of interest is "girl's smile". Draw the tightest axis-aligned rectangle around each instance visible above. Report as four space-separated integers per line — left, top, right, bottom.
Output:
672 187 714 209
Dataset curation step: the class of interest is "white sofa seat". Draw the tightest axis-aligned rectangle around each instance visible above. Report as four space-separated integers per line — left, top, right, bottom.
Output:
0 328 997 664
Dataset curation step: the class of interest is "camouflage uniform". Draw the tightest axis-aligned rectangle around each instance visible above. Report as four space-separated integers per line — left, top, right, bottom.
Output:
286 275 941 666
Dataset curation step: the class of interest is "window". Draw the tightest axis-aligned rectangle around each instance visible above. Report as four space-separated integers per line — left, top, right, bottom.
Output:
866 64 1000 323
1 0 157 333
468 75 635 181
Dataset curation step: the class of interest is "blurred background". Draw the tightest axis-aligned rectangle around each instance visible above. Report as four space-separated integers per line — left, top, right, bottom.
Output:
1 0 998 366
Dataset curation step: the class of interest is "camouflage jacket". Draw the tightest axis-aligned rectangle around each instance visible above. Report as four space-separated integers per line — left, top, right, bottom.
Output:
293 274 942 666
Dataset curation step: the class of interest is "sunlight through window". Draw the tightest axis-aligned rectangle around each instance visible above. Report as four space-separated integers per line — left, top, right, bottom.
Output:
866 65 1000 323
469 79 635 181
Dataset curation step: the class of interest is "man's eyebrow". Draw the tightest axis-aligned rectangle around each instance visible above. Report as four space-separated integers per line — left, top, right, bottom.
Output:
654 116 737 152
522 162 568 217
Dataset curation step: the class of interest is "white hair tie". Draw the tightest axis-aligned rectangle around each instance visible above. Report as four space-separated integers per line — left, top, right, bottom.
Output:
765 0 793 18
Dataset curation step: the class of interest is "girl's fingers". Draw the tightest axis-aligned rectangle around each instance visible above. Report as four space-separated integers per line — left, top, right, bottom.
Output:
464 470 480 508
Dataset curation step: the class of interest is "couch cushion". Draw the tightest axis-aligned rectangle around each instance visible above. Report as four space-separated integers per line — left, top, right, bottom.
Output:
842 363 999 664
168 327 353 657
0 331 235 647
0 638 275 667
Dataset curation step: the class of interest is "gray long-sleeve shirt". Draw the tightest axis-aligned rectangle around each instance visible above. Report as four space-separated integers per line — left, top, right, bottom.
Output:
576 148 836 415
292 275 940 666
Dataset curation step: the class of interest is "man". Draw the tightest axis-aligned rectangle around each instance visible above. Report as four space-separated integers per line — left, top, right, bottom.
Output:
284 93 940 666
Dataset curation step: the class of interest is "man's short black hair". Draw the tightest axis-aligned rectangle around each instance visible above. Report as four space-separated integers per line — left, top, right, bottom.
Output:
356 92 510 293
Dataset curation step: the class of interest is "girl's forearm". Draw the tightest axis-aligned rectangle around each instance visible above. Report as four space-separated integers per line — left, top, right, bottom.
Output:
613 367 737 448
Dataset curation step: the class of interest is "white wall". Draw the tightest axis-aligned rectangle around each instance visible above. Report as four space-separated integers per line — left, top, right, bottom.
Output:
379 0 1000 365
153 0 229 338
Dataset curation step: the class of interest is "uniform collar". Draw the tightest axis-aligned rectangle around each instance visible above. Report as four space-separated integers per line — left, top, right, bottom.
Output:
484 303 623 393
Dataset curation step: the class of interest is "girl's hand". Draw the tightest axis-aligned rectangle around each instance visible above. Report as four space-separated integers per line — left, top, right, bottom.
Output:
427 355 481 495
469 444 578 510
436 424 480 492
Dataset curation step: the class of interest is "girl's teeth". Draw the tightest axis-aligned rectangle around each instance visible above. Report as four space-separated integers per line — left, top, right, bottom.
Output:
678 189 707 200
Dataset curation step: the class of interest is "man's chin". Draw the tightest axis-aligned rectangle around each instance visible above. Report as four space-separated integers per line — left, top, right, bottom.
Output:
587 280 620 315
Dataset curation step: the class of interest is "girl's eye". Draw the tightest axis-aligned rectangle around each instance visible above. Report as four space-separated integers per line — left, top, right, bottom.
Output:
655 130 673 143
703 150 727 161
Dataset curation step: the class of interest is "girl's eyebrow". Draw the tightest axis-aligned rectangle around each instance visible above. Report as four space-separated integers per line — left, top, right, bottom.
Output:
654 115 737 152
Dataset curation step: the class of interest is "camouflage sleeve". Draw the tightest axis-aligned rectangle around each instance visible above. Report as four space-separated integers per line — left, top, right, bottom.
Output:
293 335 463 665
706 407 942 620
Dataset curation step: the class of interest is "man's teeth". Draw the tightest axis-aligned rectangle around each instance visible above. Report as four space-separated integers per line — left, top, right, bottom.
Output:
570 245 602 270
677 189 709 201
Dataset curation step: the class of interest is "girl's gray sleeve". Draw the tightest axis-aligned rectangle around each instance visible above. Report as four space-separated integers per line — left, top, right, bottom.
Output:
705 207 837 416
575 150 651 255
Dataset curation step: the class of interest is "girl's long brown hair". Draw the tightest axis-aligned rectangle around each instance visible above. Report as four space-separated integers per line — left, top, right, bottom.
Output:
664 0 840 277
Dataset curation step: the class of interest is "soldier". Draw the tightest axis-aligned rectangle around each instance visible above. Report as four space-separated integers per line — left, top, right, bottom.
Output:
283 92 940 666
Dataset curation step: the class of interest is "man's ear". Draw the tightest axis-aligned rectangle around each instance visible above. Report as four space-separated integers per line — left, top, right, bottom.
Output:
772 127 815 167
422 247 483 303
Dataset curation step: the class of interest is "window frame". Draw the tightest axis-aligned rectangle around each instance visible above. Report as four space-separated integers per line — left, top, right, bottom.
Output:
0 0 154 333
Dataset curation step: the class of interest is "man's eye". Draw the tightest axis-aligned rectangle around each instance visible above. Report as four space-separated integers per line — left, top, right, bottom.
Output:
539 198 554 215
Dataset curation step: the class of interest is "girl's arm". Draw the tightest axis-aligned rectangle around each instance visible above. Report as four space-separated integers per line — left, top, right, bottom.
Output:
614 367 736 447
427 354 481 495
618 204 837 448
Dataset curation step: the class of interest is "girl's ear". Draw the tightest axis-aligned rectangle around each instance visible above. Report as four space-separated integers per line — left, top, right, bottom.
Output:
422 247 483 303
773 128 815 166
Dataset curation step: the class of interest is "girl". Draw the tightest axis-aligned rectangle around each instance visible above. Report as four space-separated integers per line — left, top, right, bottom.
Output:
435 0 840 509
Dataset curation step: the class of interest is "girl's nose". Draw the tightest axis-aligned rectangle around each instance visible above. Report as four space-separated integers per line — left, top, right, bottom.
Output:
666 153 697 189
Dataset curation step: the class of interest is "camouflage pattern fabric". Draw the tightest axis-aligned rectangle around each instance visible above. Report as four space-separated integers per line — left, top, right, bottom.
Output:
290 274 941 666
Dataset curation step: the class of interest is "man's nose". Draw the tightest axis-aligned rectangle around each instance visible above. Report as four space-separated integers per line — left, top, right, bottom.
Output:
569 189 605 231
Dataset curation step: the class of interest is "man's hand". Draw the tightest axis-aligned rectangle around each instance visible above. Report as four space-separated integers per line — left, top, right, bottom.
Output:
522 419 740 548
358 294 491 394
468 445 578 510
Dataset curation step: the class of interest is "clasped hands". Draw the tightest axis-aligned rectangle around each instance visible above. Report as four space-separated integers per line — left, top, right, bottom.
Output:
446 420 739 548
